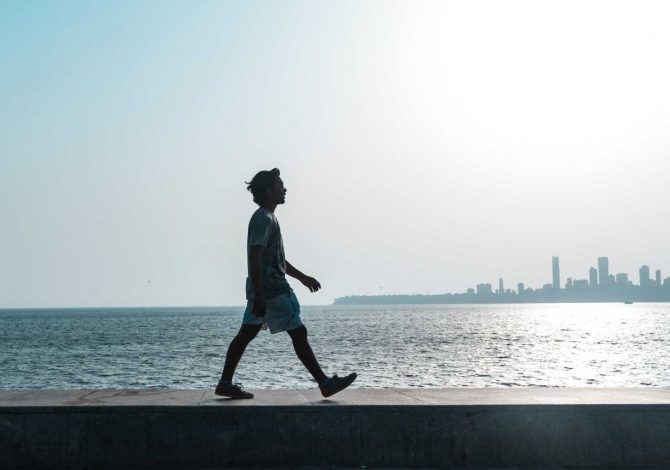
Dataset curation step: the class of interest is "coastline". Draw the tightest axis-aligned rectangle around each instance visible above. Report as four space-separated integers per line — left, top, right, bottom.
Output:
334 293 670 305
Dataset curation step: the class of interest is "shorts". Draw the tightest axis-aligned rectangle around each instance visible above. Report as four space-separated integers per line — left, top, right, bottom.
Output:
242 290 303 334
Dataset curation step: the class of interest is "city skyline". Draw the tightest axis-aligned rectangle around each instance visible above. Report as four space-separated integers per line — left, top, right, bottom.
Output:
476 255 668 297
335 256 670 305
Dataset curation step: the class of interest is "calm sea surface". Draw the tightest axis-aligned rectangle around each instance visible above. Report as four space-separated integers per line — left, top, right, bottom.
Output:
1 303 668 390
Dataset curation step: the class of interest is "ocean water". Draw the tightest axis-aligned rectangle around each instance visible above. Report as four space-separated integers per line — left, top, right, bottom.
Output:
1 303 668 390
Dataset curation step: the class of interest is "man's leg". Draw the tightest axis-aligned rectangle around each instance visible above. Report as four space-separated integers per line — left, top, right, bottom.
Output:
219 323 263 383
287 325 328 385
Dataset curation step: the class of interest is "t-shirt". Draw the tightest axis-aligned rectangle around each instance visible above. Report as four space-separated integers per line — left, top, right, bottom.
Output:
245 207 292 301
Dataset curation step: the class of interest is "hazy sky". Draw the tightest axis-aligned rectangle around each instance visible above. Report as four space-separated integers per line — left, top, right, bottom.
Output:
2 0 669 308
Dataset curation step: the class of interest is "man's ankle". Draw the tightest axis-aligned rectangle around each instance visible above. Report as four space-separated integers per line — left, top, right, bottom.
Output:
219 378 233 386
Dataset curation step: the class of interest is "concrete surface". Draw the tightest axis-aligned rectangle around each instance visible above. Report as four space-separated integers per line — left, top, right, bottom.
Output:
1 387 670 468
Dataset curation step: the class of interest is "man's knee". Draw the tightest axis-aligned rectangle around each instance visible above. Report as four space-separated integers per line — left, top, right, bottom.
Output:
287 324 307 341
237 324 262 342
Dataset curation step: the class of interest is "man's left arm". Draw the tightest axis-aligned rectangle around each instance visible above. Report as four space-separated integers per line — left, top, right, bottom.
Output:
286 261 321 292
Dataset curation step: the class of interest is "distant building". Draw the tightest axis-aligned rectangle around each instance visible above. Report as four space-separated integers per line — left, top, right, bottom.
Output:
656 269 662 286
566 277 573 289
517 282 524 294
616 273 629 284
552 256 560 290
476 283 492 295
573 279 589 288
608 274 615 284
640 265 650 286
498 278 504 295
598 257 609 285
589 267 598 286
467 288 475 294
542 283 553 290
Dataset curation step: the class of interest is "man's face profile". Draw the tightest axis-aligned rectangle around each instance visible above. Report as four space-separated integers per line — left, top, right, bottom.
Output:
265 178 287 205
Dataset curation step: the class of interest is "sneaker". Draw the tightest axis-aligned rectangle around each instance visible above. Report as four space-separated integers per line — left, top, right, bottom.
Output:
319 373 357 398
214 381 254 399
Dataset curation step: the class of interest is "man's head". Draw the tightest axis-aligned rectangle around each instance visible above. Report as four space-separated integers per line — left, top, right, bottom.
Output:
245 168 287 206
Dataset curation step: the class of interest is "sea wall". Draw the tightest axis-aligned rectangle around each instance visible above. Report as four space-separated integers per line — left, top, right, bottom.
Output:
1 388 669 468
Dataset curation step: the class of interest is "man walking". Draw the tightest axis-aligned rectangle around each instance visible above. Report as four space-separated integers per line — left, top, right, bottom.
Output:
215 168 357 399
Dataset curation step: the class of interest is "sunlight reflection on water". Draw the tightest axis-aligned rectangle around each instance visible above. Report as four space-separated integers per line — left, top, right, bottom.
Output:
1 303 668 389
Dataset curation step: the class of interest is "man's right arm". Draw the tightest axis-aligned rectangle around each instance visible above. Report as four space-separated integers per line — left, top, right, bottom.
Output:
249 245 266 317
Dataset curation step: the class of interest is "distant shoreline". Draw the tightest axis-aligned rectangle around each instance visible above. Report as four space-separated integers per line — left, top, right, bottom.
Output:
333 292 670 305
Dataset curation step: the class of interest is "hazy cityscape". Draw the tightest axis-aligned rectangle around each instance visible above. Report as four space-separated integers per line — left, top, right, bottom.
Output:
334 256 670 305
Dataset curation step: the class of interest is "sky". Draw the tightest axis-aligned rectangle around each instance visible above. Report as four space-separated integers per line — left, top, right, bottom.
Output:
1 0 669 308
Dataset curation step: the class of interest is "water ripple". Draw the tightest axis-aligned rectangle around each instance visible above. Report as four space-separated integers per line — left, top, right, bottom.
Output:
1 303 669 389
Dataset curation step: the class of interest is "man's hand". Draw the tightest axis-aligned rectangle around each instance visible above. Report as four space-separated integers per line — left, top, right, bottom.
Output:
285 261 321 292
252 297 266 317
300 276 321 293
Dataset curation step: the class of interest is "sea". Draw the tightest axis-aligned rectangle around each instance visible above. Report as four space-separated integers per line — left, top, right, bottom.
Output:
1 303 668 390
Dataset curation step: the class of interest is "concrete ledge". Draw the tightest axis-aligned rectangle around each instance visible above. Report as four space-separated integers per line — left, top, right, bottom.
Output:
1 388 670 468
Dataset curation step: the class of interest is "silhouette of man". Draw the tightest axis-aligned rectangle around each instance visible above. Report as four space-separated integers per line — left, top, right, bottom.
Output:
215 168 356 398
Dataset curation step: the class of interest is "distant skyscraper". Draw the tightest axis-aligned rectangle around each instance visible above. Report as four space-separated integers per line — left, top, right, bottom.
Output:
616 273 629 284
566 277 573 289
656 269 662 285
589 267 598 286
598 257 609 285
552 256 560 290
499 278 504 295
476 283 492 295
517 282 524 294
573 279 589 288
640 265 650 286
